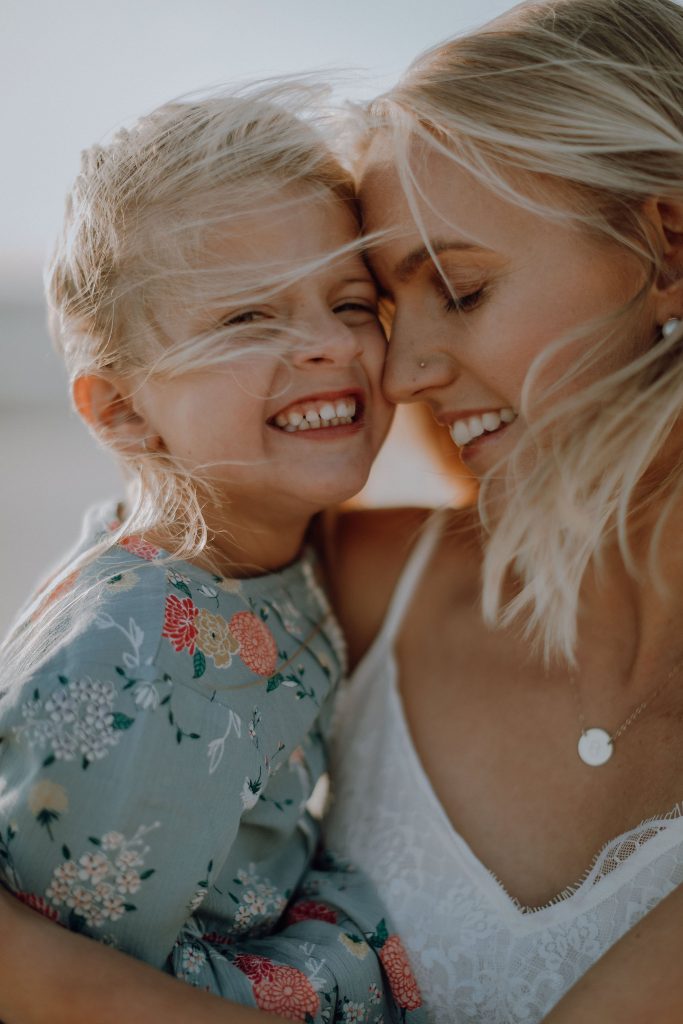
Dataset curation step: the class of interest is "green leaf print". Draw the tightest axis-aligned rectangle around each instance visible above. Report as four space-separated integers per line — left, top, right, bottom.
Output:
140 869 155 880
62 844 71 860
42 753 56 768
369 918 389 949
111 713 135 730
193 649 206 679
266 673 284 693
172 579 192 598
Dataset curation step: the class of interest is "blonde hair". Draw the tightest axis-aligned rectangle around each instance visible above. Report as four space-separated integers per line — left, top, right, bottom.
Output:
367 0 683 663
2 81 358 683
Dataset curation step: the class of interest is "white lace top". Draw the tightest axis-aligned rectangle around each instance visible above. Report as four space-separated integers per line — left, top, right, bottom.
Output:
325 513 683 1023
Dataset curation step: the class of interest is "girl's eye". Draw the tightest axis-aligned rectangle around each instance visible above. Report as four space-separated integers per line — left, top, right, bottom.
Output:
440 286 485 314
223 310 268 326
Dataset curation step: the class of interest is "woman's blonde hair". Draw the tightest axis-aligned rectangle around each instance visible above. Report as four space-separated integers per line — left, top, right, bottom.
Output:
367 0 683 663
2 81 357 683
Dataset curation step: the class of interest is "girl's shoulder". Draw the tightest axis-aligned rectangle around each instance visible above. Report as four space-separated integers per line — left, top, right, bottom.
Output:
320 505 481 666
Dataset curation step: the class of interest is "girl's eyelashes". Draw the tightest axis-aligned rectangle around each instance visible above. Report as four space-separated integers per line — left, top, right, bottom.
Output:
223 309 269 327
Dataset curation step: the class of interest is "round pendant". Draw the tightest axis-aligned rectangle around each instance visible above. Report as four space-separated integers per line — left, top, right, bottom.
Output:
578 728 613 767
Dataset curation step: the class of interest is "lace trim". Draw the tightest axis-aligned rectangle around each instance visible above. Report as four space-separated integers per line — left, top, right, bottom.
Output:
510 801 683 915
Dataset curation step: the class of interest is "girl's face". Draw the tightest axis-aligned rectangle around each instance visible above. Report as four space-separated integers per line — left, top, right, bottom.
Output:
134 191 393 528
360 138 654 479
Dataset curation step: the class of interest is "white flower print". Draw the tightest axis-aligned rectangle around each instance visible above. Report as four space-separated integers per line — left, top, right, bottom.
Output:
229 865 287 936
101 831 125 851
45 822 159 928
180 944 207 975
187 888 208 914
78 851 109 883
133 680 160 710
368 984 381 1006
105 571 139 593
342 1001 368 1023
19 677 125 765
240 773 262 810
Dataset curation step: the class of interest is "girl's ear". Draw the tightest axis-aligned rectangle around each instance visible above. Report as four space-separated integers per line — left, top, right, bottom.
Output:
645 198 683 317
72 375 158 453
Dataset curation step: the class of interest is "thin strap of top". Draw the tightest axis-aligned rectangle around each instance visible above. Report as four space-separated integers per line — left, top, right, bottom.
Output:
371 510 447 654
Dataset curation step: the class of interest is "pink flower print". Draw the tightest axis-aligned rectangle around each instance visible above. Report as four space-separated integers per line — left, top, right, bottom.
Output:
118 535 161 561
285 899 338 927
229 612 278 676
162 594 198 654
15 891 60 923
252 964 320 1022
379 934 422 1011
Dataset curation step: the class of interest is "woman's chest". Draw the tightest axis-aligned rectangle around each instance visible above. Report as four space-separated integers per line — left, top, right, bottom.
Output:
395 599 683 909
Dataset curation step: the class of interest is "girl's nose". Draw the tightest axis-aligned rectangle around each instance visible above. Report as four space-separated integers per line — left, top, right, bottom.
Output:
290 317 363 368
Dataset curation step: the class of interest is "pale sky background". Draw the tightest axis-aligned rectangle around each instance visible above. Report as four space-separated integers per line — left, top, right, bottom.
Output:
0 0 506 631
1 0 512 297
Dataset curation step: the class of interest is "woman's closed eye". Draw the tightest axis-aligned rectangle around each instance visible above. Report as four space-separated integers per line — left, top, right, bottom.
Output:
333 299 381 326
438 282 486 314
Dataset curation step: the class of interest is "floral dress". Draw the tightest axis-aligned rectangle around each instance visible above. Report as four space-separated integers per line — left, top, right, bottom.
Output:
0 504 423 1024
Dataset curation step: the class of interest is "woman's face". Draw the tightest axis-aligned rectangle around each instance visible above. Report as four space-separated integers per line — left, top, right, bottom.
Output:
360 137 654 478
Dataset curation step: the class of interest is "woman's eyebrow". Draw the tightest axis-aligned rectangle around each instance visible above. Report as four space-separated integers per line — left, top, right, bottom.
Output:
394 239 483 281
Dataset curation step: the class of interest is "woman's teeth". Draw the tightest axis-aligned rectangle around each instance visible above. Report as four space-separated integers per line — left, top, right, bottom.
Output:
449 407 516 447
274 397 358 433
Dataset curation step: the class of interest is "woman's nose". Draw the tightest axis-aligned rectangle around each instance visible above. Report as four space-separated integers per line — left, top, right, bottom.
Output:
382 322 456 404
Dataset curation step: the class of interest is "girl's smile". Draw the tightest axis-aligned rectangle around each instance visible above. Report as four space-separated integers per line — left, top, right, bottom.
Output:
132 190 394 545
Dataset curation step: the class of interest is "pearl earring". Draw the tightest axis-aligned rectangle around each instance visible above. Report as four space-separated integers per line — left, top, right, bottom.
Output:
661 317 682 339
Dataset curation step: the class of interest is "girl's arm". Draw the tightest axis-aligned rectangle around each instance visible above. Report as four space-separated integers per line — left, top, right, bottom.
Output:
0 887 286 1024
542 881 683 1023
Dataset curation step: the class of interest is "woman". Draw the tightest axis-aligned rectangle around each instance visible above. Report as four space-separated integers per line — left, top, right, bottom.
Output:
2 0 683 1020
324 1 683 1019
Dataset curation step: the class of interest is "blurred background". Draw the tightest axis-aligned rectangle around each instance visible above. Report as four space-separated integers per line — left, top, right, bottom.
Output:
0 0 505 633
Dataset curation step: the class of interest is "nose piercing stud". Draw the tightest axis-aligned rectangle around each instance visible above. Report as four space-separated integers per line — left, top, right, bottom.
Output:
418 360 427 369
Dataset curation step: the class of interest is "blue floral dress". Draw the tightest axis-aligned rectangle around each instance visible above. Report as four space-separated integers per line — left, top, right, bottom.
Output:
0 504 424 1023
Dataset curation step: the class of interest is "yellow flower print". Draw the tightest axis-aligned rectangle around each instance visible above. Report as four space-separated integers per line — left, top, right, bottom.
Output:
28 780 68 815
195 608 239 668
27 780 69 840
339 932 370 960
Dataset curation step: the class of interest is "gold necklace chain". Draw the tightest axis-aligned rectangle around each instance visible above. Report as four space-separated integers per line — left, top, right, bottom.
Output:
569 660 683 767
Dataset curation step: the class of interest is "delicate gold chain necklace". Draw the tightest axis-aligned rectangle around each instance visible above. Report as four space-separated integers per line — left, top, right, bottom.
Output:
569 661 683 767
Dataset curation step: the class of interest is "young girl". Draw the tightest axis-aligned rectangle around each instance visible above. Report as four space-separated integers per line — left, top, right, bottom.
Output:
0 86 424 1023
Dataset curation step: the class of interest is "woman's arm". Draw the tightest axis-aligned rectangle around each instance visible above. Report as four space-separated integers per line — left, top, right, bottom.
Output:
0 887 286 1024
542 882 683 1023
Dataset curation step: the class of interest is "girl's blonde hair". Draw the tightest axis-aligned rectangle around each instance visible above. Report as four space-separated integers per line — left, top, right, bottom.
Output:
2 81 357 683
367 0 683 663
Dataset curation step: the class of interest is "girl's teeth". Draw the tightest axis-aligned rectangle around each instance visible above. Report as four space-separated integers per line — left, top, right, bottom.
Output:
449 408 516 448
272 396 359 433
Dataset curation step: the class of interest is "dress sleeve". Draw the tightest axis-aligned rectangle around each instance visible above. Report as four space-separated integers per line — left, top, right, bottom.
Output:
0 571 262 970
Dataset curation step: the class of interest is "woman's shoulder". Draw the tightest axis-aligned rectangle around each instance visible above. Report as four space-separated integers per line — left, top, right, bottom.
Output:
321 504 481 666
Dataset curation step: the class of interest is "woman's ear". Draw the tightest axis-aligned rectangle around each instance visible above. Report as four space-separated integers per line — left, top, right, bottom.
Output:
72 375 159 453
644 198 683 317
